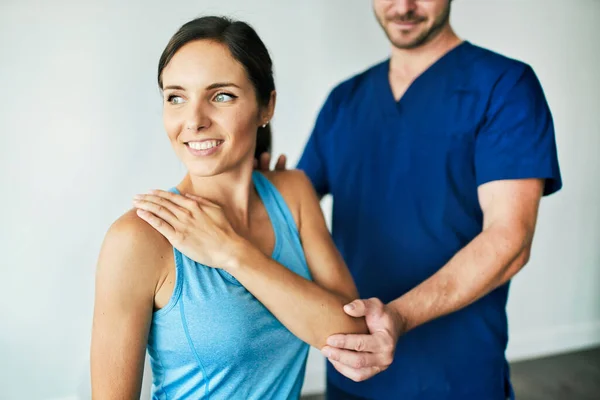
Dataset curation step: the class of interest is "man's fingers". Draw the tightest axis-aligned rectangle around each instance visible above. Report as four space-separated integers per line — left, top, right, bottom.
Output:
256 153 286 171
275 154 287 170
344 297 385 319
329 360 381 383
321 347 379 369
326 334 378 352
259 152 271 171
343 299 367 317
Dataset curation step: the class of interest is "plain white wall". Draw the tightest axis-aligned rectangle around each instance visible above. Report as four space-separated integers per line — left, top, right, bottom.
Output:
0 1 598 399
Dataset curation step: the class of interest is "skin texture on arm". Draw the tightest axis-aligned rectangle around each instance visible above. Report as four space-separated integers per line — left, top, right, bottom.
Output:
90 210 170 399
323 178 545 381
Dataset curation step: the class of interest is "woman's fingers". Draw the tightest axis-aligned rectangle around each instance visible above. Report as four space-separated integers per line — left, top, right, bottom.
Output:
147 190 200 212
184 193 220 208
133 194 188 224
135 209 176 240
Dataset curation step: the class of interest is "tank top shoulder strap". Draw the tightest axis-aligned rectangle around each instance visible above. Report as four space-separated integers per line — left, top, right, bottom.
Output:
252 171 299 234
166 186 185 260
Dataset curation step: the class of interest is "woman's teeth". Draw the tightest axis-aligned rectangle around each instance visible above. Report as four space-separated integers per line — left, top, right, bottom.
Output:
188 140 222 150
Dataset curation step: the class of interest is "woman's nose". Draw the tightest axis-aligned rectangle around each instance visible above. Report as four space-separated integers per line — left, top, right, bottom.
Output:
185 101 211 132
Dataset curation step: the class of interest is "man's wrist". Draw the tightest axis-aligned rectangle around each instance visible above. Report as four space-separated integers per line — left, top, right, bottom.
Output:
388 297 418 334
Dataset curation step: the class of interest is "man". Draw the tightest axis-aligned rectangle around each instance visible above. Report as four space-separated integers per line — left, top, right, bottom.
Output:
261 0 562 398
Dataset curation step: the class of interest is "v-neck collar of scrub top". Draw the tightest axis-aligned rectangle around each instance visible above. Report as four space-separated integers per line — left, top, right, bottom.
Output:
376 40 472 119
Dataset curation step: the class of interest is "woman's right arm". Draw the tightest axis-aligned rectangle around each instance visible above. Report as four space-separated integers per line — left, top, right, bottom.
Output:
91 210 166 399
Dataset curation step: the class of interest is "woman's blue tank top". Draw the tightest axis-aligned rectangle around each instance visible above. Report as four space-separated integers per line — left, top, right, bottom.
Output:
146 171 312 399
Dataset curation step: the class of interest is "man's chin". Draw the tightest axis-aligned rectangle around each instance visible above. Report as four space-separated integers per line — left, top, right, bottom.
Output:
388 30 434 50
391 38 426 50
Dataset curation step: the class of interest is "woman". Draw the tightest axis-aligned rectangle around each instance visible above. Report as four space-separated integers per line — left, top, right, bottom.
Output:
90 15 367 399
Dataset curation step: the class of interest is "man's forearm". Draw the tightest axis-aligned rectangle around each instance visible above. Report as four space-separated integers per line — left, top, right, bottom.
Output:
390 225 531 331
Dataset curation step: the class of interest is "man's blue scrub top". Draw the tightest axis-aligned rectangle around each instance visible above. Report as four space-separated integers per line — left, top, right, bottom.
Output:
297 41 562 400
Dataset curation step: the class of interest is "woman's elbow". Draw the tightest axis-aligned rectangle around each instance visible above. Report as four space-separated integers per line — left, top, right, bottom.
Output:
312 314 368 349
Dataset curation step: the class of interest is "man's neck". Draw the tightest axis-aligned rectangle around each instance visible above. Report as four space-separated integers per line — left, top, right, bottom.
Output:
389 26 462 83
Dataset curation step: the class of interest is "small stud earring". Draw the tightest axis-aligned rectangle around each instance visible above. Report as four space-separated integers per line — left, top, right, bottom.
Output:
262 122 268 128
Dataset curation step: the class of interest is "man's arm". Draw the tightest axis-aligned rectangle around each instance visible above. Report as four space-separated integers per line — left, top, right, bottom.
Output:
322 178 544 381
390 178 543 330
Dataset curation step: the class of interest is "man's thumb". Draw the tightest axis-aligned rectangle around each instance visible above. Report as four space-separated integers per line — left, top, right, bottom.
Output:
343 300 366 317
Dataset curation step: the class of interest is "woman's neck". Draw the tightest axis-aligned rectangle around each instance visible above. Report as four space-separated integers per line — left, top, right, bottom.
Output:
178 161 258 231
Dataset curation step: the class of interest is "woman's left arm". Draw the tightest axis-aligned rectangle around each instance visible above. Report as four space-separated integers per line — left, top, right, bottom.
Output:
133 171 367 349
228 171 367 349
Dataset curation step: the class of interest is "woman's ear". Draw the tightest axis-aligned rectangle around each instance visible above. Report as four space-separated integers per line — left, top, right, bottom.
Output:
262 90 276 124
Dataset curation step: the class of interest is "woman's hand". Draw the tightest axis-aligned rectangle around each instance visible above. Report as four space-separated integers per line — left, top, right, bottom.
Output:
133 190 245 270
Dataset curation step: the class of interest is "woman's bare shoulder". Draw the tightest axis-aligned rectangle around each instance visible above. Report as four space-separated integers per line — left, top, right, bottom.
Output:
261 169 313 195
98 209 172 284
259 169 318 229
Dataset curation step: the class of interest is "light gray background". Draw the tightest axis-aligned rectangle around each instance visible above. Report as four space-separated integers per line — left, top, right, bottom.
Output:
1 1 598 399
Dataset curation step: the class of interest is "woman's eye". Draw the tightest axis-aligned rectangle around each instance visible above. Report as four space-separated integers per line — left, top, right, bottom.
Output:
214 93 236 103
167 95 184 105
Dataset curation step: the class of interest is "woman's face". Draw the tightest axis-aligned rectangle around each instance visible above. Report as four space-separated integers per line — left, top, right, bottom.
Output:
160 40 271 176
